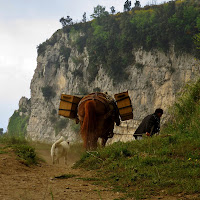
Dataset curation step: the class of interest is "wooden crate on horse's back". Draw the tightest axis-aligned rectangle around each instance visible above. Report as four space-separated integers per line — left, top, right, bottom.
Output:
114 91 133 121
58 94 82 119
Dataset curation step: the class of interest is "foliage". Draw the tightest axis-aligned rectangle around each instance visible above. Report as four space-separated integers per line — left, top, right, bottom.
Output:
74 78 200 199
70 120 80 133
82 12 87 23
90 5 109 19
13 144 37 166
36 31 62 56
0 135 38 166
72 69 83 78
110 6 115 14
193 33 200 51
57 0 199 83
41 86 56 101
124 0 132 11
134 0 141 8
7 111 29 137
37 41 48 56
75 35 87 53
60 45 71 62
60 16 73 27
162 78 200 136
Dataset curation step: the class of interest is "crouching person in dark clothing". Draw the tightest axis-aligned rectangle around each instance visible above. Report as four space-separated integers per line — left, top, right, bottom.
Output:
133 108 163 140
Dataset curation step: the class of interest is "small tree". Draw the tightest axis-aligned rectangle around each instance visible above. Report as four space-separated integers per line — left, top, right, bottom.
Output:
82 12 86 23
59 16 73 27
60 17 67 27
90 5 109 19
41 86 56 101
0 128 3 135
110 6 116 14
124 0 132 12
134 0 141 8
65 16 73 25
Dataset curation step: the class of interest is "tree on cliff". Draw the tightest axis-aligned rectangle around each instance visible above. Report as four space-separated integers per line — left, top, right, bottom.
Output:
82 12 86 23
110 6 116 14
90 5 109 19
134 0 141 8
124 0 132 11
59 16 73 27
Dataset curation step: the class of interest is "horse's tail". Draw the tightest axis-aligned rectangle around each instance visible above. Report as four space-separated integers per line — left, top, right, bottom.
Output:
81 100 96 150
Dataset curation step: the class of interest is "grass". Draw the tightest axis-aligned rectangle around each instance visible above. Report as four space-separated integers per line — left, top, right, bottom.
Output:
0 134 39 166
73 78 200 199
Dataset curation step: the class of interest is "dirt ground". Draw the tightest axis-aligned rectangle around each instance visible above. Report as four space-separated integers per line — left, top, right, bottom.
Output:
0 143 125 200
0 143 198 200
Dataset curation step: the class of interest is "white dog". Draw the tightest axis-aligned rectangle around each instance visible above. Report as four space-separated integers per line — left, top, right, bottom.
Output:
51 136 70 164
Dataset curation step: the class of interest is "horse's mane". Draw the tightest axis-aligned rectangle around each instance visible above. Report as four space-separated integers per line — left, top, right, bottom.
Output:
81 100 96 149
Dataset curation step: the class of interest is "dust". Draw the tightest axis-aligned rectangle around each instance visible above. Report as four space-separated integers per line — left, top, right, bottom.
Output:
0 141 124 200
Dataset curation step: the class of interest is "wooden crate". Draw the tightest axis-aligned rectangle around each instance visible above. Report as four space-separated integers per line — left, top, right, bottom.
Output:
114 91 133 121
58 94 82 119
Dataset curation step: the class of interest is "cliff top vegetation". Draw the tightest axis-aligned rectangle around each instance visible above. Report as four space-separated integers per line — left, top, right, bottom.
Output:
37 0 200 83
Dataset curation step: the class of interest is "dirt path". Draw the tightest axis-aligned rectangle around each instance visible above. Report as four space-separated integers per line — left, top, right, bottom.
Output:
0 143 124 200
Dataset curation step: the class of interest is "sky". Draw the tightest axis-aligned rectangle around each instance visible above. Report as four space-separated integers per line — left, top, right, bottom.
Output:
0 0 169 132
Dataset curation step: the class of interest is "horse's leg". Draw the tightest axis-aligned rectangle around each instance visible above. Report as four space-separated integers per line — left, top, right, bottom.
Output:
101 137 108 147
87 136 98 150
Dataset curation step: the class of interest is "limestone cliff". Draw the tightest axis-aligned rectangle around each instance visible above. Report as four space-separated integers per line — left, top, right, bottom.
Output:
16 28 198 144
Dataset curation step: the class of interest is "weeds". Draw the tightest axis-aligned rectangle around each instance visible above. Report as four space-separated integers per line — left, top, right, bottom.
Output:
0 134 38 166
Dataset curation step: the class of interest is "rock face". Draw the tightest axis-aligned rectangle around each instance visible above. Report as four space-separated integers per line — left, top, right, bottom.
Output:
19 30 200 144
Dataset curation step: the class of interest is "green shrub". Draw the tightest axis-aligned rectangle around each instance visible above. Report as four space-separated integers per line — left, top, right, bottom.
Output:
7 111 29 137
72 69 83 78
41 86 56 100
70 121 80 133
37 41 48 56
0 135 38 166
75 35 87 53
13 144 37 166
60 45 71 62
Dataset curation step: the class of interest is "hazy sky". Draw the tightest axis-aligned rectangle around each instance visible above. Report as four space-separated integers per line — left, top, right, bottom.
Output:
0 0 168 131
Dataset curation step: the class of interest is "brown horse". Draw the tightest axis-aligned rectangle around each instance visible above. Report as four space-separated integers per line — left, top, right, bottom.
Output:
77 93 120 150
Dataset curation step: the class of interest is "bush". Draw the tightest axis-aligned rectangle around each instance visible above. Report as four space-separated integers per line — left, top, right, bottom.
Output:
41 86 56 100
70 121 80 133
75 35 87 53
72 69 83 78
0 135 38 166
60 45 71 62
7 111 29 137
13 144 37 166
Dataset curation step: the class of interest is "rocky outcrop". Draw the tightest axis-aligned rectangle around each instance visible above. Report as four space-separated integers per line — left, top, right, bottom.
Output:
18 30 200 144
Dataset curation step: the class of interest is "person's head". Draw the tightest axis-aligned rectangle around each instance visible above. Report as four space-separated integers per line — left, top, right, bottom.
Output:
154 108 163 118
